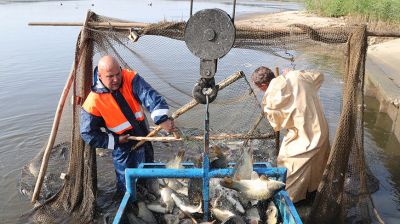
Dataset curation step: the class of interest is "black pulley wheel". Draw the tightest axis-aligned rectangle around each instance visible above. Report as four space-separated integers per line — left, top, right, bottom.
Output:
185 8 235 60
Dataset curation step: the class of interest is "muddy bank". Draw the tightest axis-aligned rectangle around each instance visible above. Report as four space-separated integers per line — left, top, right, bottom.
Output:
365 38 400 142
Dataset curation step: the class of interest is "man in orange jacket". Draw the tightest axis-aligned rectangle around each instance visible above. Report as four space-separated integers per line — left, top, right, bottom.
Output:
80 55 175 193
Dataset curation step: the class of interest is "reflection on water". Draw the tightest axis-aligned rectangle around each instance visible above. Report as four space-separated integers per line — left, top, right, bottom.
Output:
364 96 400 222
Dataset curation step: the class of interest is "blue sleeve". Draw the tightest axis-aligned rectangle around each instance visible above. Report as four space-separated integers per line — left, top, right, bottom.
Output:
80 108 119 149
132 74 169 125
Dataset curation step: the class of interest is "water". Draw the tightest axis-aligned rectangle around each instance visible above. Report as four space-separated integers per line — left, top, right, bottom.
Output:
0 0 399 223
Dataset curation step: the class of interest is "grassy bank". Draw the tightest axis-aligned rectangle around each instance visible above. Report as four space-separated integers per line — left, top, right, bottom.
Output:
305 0 400 22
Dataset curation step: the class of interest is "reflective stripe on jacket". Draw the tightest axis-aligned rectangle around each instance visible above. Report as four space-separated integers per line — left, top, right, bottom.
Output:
82 69 144 134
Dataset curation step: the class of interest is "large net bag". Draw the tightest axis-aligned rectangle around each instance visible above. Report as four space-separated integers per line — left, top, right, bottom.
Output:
19 10 382 224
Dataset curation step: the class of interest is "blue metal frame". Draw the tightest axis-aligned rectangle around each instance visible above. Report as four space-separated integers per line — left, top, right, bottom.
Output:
112 162 302 224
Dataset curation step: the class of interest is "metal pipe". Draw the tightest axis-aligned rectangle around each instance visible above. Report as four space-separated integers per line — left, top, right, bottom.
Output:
202 155 210 221
126 168 204 178
202 94 211 220
113 192 131 224
273 191 303 224
204 95 210 155
124 166 287 181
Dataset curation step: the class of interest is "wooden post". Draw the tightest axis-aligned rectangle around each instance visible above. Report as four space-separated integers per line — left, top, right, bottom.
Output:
128 133 274 141
29 22 400 38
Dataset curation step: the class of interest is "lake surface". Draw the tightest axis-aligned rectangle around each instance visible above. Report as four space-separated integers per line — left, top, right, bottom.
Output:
0 0 399 223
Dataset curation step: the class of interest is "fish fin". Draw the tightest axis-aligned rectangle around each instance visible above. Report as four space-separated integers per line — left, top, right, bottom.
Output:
196 201 203 213
195 155 202 167
181 209 198 223
251 171 259 180
177 149 185 160
234 173 241 181
213 145 223 157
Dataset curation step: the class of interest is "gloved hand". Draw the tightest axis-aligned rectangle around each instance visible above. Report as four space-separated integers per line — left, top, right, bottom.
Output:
192 77 219 104
159 118 177 133
118 134 130 144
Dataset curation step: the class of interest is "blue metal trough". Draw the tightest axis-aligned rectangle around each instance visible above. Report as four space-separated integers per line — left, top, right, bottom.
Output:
112 162 302 224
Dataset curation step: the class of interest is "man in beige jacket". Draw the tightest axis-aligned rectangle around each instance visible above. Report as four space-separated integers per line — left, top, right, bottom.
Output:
252 66 330 203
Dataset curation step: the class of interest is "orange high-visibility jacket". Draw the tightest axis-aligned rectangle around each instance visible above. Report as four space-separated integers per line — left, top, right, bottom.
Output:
82 69 144 134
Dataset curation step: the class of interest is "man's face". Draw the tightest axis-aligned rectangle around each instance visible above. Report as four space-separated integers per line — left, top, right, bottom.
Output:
99 67 122 91
256 82 269 92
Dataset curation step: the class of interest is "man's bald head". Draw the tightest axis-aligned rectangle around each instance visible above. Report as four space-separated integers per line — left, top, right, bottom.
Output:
98 55 120 74
97 55 122 91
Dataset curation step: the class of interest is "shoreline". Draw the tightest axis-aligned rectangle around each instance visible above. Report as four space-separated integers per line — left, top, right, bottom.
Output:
236 10 346 28
238 10 400 142
365 39 400 142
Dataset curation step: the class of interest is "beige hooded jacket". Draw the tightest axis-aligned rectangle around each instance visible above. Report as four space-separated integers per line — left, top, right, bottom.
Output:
262 70 330 203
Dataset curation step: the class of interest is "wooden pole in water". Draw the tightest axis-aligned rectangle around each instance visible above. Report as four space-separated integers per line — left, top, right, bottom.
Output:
29 21 400 38
132 71 245 150
128 133 274 141
29 21 149 28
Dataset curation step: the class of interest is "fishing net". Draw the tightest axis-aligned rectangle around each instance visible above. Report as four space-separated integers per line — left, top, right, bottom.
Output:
19 10 383 224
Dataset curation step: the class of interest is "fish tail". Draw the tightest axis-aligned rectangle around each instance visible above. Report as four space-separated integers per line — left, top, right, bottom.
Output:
213 145 223 156
177 149 185 160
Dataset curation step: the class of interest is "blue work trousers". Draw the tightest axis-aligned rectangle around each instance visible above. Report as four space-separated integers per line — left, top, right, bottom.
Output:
111 142 153 193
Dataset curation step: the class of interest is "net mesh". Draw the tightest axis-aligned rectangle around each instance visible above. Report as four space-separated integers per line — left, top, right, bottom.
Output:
19 11 382 224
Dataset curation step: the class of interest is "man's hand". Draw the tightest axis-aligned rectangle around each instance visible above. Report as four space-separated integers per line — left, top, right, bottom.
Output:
159 118 176 133
119 134 130 144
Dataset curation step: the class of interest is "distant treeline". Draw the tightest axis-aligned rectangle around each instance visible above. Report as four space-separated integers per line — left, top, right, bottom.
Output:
305 0 400 22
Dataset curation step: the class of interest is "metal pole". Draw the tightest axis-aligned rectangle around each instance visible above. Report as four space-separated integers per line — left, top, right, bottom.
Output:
232 0 237 22
202 94 210 221
190 0 194 17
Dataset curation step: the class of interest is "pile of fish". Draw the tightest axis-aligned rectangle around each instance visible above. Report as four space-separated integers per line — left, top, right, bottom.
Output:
124 145 285 224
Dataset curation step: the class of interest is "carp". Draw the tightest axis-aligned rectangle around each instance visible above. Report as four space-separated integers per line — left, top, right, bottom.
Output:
233 147 253 180
160 187 175 213
209 144 229 169
171 192 203 214
220 176 285 201
265 200 278 224
164 149 188 194
137 201 157 223
245 206 261 224
211 207 236 222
